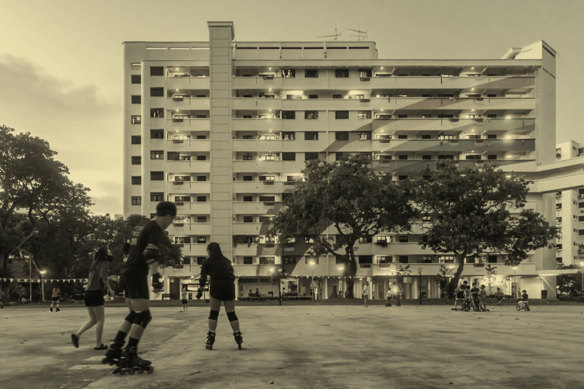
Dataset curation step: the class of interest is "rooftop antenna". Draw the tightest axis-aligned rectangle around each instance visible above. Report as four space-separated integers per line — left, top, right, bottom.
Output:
347 27 368 41
317 25 341 41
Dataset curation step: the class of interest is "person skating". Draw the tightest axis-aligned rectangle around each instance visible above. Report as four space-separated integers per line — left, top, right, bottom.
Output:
103 201 176 373
49 284 61 312
385 288 392 307
181 285 188 312
71 247 115 350
196 242 243 350
362 281 369 307
470 283 480 311
495 287 503 305
479 285 489 312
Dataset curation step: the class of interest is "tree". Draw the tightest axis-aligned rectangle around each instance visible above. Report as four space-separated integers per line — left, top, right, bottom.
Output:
436 264 454 299
484 264 497 294
394 264 411 305
414 162 558 298
0 125 92 278
271 155 416 298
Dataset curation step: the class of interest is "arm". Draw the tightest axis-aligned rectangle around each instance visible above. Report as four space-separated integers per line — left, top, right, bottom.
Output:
196 261 208 299
99 265 115 295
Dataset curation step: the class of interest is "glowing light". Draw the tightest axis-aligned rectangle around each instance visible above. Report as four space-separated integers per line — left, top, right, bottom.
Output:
39 270 47 275
471 88 475 91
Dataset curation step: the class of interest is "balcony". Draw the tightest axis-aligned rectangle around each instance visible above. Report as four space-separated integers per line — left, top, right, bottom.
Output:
232 201 282 215
233 181 286 193
168 223 212 235
367 75 535 91
165 160 211 172
165 77 210 90
165 181 211 193
233 244 259 256
232 118 283 131
373 138 535 154
167 118 210 131
232 139 283 153
369 118 535 134
167 97 210 110
232 160 285 173
233 222 263 235
173 202 211 214
166 139 210 152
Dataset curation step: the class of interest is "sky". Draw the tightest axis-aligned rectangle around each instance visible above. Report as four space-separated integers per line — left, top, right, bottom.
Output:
0 0 582 215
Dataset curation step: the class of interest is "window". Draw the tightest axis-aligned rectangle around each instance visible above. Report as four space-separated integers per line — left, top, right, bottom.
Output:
466 155 481 160
150 87 164 97
398 135 408 139
579 216 584 222
167 152 180 161
150 66 164 76
335 69 349 78
282 111 296 119
131 136 141 145
282 132 295 140
196 155 207 161
308 94 318 99
196 176 207 182
398 256 408 263
358 256 373 264
243 216 253 223
438 155 454 160
243 175 253 181
305 152 319 161
357 111 372 119
305 111 318 120
243 257 253 265
131 95 141 104
151 150 164 160
151 108 164 118
131 115 141 124
131 75 141 84
335 132 349 141
398 155 408 160
488 155 497 160
131 196 141 205
305 132 318 140
281 69 295 78
421 134 431 139
359 132 371 141
151 129 164 139
131 156 141 165
488 255 498 263
579 230 584 236
579 203 584 209
305 69 319 78
196 236 207 244
196 196 207 202
150 171 164 180
243 196 253 202
282 152 296 161
398 236 409 243
422 155 432 160
131 176 141 185
150 192 164 202
333 94 343 99
335 111 349 119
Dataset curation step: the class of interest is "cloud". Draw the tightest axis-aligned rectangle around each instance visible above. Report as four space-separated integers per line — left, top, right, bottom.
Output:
0 54 123 214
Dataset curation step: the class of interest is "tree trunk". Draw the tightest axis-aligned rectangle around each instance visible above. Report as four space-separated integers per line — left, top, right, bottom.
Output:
345 245 357 299
446 255 466 298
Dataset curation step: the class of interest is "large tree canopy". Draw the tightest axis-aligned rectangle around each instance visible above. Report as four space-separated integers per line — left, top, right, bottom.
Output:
271 155 416 298
414 162 557 297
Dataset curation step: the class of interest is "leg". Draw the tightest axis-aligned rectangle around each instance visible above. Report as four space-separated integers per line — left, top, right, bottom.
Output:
94 305 105 347
126 298 151 350
104 299 135 364
225 300 243 349
75 307 98 338
208 297 221 332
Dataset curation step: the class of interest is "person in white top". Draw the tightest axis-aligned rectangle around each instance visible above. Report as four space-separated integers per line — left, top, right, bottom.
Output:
362 281 369 307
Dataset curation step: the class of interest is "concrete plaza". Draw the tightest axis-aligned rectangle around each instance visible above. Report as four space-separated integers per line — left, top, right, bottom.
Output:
0 302 583 389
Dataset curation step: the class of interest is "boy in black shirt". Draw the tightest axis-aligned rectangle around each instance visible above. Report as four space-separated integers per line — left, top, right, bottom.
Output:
104 202 176 369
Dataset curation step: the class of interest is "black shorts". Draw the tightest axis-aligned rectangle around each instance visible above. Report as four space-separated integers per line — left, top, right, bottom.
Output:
181 299 188 304
51 297 60 302
120 272 149 300
84 290 105 307
210 279 235 301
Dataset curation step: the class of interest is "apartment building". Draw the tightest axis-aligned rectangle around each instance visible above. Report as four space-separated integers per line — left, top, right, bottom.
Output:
123 21 558 300
554 141 584 266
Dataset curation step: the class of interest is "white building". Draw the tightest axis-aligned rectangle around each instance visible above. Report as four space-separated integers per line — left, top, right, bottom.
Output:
123 21 560 300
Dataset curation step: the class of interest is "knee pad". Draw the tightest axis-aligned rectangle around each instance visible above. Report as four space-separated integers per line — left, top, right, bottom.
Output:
124 311 137 323
208 310 219 320
227 311 238 322
134 310 152 328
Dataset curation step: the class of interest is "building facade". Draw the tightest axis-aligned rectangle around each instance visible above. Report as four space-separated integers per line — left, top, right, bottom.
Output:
123 21 558 300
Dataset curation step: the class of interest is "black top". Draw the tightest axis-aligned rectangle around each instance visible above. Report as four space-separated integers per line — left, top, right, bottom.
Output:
199 256 235 288
123 221 164 274
470 287 479 296
521 292 529 301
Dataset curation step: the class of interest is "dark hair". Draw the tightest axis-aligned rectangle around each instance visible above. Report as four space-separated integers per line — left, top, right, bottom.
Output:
95 247 109 261
156 201 177 217
206 242 224 260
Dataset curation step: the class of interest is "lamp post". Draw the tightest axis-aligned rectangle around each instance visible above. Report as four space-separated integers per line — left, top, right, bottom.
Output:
337 264 345 298
512 266 518 298
39 270 47 302
418 267 423 305
309 260 316 300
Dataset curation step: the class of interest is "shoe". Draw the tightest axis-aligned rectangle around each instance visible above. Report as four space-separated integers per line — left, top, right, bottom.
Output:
94 344 108 350
49 308 53 312
71 334 79 348
56 308 61 312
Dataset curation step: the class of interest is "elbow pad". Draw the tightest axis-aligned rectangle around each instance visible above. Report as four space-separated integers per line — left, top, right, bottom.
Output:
143 244 160 264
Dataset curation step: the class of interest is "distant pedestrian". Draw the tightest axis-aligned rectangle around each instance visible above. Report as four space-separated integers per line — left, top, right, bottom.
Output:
71 246 115 350
197 242 243 350
362 281 369 307
495 287 503 305
479 285 489 311
385 288 392 307
181 285 188 312
49 284 61 312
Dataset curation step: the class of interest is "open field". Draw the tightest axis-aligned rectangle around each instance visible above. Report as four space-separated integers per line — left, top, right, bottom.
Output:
1 303 583 388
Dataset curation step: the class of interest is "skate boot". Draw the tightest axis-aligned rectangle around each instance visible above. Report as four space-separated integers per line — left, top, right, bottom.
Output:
56 308 60 312
49 307 53 312
205 331 215 350
102 342 123 366
113 347 153 375
233 331 243 350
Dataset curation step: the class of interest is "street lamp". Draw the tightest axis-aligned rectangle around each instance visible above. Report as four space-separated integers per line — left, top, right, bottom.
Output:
337 264 345 298
418 267 423 305
512 266 518 298
39 270 47 302
308 260 316 300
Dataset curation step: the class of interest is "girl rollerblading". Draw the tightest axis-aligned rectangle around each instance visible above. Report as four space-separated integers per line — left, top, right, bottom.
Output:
197 242 243 350
113 346 153 375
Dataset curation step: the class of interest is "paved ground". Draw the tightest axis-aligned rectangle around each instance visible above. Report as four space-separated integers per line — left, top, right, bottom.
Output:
1 302 583 389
